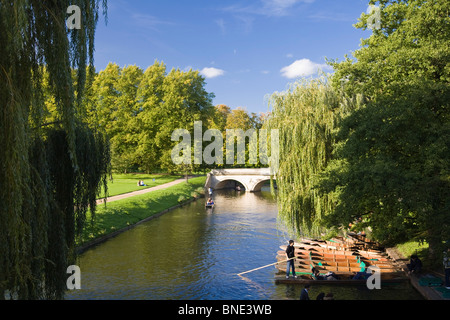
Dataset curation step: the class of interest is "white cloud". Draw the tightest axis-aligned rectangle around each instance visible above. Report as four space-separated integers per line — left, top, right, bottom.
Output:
262 0 315 17
222 0 315 18
131 13 175 30
200 67 226 79
280 59 329 79
215 19 226 34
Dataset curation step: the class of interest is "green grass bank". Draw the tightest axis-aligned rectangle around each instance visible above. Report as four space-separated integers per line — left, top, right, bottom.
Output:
100 173 182 198
78 175 207 247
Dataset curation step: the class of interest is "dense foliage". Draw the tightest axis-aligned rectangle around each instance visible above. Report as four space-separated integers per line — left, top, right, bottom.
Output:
265 77 364 236
0 0 109 299
323 0 450 254
266 0 449 259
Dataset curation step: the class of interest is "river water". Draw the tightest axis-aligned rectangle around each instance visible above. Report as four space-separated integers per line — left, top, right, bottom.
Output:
65 188 423 300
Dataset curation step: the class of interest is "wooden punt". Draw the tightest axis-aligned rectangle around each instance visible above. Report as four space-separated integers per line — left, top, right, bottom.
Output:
281 245 356 256
275 255 397 270
277 251 395 266
276 259 398 274
276 251 393 265
275 262 401 275
274 276 409 286
299 238 382 253
276 236 403 282
346 233 382 248
284 242 386 256
279 245 389 260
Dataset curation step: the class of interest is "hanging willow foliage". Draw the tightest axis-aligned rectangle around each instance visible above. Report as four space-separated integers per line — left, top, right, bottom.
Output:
0 0 109 299
264 76 364 238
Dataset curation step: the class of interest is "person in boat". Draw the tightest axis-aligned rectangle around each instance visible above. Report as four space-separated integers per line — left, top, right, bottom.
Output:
206 198 214 206
407 254 422 275
285 240 297 279
352 269 371 280
324 271 339 280
311 267 324 280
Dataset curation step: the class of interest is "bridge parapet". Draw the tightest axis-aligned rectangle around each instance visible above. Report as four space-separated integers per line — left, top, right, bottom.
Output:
206 168 275 192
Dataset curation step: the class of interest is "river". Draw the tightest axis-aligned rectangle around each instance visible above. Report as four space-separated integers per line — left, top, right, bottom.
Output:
65 188 423 300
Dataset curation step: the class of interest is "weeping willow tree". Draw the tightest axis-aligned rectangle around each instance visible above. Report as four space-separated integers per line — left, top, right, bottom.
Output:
0 0 109 299
264 76 364 238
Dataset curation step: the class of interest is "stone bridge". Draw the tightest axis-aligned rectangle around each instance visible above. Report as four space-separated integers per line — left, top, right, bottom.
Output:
205 168 276 192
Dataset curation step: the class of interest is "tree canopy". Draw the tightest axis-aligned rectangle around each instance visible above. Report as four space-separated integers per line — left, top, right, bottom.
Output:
266 0 450 258
323 0 450 253
264 77 363 236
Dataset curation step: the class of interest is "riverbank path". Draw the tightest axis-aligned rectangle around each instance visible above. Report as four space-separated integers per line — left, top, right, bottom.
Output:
96 177 193 205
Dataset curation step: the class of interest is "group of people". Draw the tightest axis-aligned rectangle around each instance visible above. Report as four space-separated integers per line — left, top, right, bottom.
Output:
137 180 146 186
206 187 215 207
406 247 450 290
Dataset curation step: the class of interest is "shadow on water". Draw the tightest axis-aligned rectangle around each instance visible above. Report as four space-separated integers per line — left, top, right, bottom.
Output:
65 187 423 300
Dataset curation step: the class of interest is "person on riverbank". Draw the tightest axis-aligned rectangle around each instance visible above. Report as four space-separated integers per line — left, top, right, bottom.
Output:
286 240 297 279
407 254 422 275
300 285 310 300
444 247 450 289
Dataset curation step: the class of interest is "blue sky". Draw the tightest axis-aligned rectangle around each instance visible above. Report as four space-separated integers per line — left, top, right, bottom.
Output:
93 0 372 114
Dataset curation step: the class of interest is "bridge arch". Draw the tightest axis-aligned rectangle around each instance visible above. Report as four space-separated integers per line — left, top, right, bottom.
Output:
213 178 249 191
250 178 276 192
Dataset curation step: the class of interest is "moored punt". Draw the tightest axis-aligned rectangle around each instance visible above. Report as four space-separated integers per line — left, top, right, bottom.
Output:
279 245 390 260
281 245 357 256
275 262 401 275
276 239 403 279
345 233 382 249
299 238 382 253
276 251 393 264
275 254 398 269
282 243 387 257
274 276 409 286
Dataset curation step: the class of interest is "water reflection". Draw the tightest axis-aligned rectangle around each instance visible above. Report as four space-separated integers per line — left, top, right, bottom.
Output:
66 187 422 300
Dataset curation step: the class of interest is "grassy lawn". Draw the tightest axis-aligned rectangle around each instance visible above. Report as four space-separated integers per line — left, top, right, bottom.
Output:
79 176 206 246
99 173 182 198
395 241 437 270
